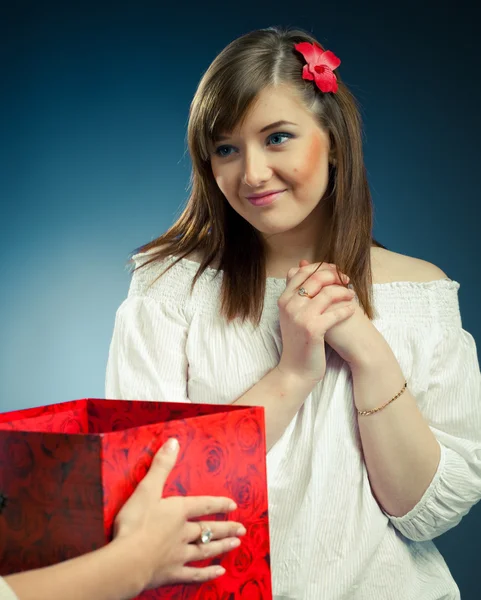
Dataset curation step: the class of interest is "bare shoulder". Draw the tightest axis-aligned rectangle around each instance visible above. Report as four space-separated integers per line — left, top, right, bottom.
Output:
370 247 448 284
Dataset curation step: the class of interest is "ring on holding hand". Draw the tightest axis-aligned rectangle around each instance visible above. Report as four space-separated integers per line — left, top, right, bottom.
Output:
198 523 213 545
298 286 313 299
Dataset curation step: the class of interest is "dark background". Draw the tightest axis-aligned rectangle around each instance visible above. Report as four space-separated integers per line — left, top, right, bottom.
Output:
1 0 480 596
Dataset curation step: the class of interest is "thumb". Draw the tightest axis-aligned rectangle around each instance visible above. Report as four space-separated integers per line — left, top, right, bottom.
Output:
142 438 180 496
299 259 310 267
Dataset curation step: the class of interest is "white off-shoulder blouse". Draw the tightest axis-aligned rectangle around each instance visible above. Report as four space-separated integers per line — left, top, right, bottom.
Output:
0 579 16 600
106 254 481 600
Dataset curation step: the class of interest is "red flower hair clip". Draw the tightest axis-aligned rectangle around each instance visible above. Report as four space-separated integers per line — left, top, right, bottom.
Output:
294 42 341 93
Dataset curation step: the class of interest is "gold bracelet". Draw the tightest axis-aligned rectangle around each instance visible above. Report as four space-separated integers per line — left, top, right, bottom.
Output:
357 381 408 417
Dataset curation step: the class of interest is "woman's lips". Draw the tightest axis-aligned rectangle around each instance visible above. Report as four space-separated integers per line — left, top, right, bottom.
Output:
247 190 285 206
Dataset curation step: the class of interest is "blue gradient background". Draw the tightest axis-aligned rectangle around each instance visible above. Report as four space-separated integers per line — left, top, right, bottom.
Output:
1 0 480 596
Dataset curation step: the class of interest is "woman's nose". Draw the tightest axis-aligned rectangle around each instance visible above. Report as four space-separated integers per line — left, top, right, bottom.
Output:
242 148 272 188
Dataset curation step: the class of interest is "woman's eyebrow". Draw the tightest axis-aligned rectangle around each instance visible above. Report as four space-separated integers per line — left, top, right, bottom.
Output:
259 120 298 133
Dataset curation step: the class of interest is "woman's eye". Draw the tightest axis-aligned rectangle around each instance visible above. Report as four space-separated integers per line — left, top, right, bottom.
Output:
214 133 292 157
215 145 236 157
268 132 292 146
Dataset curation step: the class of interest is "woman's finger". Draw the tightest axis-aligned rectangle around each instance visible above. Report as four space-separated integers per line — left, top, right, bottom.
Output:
183 496 238 519
286 261 336 284
318 303 356 332
284 265 348 299
306 285 356 314
172 564 227 584
186 537 242 563
137 438 180 498
185 520 246 543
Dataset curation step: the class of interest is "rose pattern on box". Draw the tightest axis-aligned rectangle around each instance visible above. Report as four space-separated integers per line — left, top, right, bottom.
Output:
0 399 272 598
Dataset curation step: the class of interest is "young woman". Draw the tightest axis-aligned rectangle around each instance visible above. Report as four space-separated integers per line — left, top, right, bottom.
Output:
106 27 481 599
0 439 244 600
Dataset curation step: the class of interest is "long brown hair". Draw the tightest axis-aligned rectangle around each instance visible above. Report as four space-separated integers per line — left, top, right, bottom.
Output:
137 26 384 323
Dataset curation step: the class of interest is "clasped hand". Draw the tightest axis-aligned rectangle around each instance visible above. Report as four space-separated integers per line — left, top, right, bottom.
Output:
277 259 387 382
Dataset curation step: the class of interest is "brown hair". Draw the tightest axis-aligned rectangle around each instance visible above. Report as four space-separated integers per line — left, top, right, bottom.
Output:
137 26 385 323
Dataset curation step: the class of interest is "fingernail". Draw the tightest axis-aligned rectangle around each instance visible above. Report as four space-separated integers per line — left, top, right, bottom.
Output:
229 501 237 511
230 538 241 548
237 526 246 535
215 567 226 576
164 438 179 453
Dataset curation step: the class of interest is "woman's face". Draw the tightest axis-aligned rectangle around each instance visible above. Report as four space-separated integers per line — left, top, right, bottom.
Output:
210 84 331 239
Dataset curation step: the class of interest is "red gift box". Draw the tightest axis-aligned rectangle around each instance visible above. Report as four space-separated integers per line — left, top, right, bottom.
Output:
0 399 272 599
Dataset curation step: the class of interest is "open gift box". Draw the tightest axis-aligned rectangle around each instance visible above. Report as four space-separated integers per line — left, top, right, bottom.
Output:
0 399 272 599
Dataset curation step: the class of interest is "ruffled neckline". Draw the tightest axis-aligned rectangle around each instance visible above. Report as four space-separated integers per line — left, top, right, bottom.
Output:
159 254 459 292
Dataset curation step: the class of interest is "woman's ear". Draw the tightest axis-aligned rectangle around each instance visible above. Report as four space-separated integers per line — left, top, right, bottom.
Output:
328 133 337 166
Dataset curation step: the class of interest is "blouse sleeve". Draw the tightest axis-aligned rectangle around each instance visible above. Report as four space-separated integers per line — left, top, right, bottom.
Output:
387 284 481 542
0 578 18 600
105 294 191 403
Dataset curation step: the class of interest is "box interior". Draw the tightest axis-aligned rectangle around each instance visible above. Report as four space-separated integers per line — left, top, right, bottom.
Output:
86 399 246 433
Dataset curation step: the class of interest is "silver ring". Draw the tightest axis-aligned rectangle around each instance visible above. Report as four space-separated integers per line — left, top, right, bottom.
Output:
198 524 213 544
298 286 313 298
